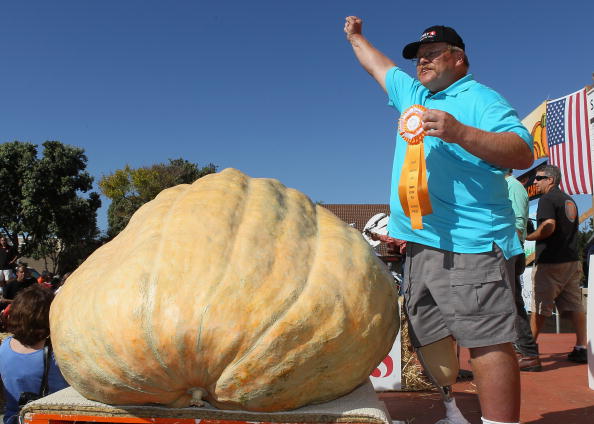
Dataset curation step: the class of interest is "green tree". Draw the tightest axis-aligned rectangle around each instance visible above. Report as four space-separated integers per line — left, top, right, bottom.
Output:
0 141 101 273
578 217 593 253
578 216 593 284
100 158 217 237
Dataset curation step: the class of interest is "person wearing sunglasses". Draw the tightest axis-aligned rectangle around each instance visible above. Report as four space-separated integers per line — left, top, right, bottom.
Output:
344 17 533 424
526 165 586 364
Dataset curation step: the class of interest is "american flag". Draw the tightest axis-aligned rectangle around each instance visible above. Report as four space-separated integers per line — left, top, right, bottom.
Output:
546 88 593 195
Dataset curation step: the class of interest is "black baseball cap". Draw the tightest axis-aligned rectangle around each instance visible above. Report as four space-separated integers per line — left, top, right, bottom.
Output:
402 25 465 59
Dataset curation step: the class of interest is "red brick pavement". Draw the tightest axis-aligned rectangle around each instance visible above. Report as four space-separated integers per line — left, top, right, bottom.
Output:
379 333 594 424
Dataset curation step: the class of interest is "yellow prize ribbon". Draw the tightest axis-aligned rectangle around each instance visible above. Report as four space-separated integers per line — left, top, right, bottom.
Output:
398 105 432 230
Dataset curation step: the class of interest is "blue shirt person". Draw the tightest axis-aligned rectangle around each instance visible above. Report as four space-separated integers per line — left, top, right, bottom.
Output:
345 17 533 424
0 337 69 424
0 285 69 424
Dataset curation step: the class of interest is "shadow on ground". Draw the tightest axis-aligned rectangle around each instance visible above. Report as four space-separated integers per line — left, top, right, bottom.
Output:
526 405 594 424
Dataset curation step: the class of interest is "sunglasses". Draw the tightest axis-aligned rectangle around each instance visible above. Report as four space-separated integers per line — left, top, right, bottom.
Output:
413 47 451 65
534 175 550 181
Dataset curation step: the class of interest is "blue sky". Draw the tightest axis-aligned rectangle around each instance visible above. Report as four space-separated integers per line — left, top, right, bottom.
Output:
1 1 593 232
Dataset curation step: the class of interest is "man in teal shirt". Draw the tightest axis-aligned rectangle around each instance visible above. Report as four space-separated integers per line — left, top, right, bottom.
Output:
506 170 541 371
506 171 529 244
345 17 533 424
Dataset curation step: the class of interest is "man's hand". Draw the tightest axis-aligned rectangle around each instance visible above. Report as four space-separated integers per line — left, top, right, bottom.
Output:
344 16 395 92
526 218 556 241
422 109 464 143
344 16 362 41
421 108 533 169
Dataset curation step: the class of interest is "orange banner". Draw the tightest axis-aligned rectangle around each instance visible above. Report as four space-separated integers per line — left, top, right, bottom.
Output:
398 105 432 229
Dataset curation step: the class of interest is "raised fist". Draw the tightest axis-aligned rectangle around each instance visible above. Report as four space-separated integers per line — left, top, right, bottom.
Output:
344 16 362 39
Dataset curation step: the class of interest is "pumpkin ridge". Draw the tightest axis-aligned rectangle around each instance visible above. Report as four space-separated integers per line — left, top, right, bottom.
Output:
194 172 252 385
204 170 252 302
143 170 250 389
101 327 167 393
219 187 319 373
194 303 210 358
84 188 196 398
53 297 168 402
212 204 371 410
54 265 170 398
196 177 299 388
142 184 197 385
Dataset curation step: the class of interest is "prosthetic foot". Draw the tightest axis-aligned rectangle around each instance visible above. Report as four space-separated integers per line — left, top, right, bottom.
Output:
416 337 470 424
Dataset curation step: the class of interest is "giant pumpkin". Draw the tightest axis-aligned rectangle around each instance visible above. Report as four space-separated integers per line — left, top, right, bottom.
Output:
50 168 399 412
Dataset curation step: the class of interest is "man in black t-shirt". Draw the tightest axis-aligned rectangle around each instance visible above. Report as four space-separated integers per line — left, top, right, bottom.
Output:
526 165 586 364
1 265 36 302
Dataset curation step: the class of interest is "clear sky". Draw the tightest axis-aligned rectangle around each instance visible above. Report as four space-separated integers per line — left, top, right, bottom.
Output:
1 1 593 232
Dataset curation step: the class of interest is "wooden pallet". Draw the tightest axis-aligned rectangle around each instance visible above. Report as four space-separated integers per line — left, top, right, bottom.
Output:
21 380 400 424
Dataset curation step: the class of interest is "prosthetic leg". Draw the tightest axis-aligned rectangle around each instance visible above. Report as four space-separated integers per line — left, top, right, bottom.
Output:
416 337 470 424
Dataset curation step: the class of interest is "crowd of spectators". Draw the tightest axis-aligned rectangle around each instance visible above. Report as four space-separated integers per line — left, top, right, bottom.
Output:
0 267 69 314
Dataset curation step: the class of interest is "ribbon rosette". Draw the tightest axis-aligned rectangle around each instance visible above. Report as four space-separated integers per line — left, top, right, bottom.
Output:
398 104 432 230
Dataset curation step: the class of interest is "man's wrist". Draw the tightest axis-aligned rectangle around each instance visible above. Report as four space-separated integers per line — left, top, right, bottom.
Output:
451 122 475 147
347 33 364 44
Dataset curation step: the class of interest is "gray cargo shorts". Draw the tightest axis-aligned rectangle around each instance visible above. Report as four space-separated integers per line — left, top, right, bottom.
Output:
403 242 517 349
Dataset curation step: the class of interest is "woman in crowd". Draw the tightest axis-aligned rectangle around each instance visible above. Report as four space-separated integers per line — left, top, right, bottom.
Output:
0 285 69 424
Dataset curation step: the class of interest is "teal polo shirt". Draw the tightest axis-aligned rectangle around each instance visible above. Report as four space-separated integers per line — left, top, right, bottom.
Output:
385 67 533 259
506 175 529 243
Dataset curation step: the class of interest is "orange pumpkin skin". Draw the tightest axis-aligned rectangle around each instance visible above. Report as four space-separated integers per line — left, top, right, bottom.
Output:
50 168 399 412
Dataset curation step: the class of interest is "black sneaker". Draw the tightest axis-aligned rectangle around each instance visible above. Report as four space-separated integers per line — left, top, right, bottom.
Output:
567 347 587 364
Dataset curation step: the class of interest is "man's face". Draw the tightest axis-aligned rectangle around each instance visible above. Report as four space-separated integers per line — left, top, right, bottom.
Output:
0 238 6 247
534 173 553 194
16 268 28 281
415 42 461 92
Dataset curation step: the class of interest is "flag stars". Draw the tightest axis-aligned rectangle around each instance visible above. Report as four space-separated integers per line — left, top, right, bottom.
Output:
546 99 565 147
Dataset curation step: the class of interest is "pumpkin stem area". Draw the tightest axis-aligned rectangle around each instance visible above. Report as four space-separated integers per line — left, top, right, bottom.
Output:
188 387 207 407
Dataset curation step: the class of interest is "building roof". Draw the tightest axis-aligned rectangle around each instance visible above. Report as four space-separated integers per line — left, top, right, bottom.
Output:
321 204 389 232
320 204 394 258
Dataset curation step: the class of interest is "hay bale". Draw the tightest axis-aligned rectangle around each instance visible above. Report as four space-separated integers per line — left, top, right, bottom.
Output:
399 306 433 391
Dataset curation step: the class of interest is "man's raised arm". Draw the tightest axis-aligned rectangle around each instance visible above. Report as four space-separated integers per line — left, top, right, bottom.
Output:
344 16 396 92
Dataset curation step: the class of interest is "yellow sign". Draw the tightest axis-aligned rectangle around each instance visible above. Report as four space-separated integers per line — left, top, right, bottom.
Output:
521 101 548 160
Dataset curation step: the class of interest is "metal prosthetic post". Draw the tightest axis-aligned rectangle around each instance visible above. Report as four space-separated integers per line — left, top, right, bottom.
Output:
416 337 469 424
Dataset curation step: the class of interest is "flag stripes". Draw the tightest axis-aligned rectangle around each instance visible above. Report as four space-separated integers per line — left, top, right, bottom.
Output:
546 88 592 195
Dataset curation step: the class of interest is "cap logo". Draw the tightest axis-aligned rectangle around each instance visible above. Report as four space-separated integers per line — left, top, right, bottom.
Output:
420 30 437 41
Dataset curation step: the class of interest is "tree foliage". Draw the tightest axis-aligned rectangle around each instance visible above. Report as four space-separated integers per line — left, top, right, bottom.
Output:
100 158 217 237
578 217 593 284
0 141 101 274
578 217 593 252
